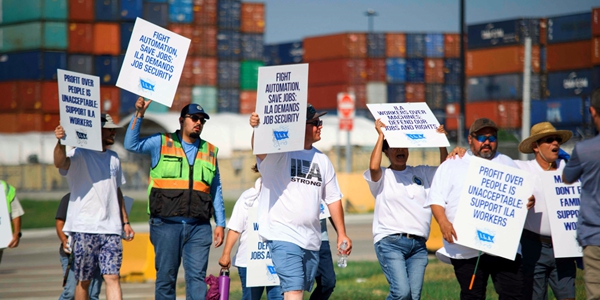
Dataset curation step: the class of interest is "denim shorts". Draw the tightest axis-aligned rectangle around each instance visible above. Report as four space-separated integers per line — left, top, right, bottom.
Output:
268 240 319 293
72 232 122 281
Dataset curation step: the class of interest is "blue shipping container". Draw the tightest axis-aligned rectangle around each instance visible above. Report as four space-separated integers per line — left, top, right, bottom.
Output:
68 54 94 75
467 74 540 102
405 58 425 83
217 88 240 113
467 18 539 49
0 0 67 24
387 83 406 103
143 3 169 27
263 44 279 66
406 33 425 58
444 58 461 84
593 66 600 89
547 69 593 98
217 60 240 88
0 21 68 52
425 33 444 58
444 84 461 103
547 12 591 44
277 41 303 65
120 0 143 20
95 0 120 21
120 23 135 52
95 55 123 85
386 58 406 83
218 0 241 30
241 33 264 61
217 31 241 60
120 90 140 115
168 0 193 23
0 51 66 81
426 84 445 109
531 97 591 126
367 32 386 58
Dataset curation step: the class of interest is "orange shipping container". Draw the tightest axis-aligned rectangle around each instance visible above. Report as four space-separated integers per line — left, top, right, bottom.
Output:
366 59 386 82
41 82 60 113
99 86 120 121
193 0 218 26
425 58 444 83
17 81 42 111
181 57 217 86
593 37 600 65
0 114 19 133
386 33 406 58
69 0 94 22
546 40 591 72
308 59 367 86
405 83 425 103
240 2 265 33
191 26 217 56
17 113 43 132
93 23 120 55
239 90 257 114
68 23 94 53
169 24 193 40
539 18 547 45
465 101 522 129
445 103 460 130
466 45 540 76
42 113 61 132
0 82 18 112
444 33 460 58
303 33 367 62
170 87 192 113
593 8 600 37
308 84 366 110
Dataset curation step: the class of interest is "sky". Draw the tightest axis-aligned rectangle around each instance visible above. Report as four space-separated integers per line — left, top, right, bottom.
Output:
254 0 599 44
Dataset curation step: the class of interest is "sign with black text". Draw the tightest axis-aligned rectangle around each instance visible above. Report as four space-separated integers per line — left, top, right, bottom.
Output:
246 207 280 287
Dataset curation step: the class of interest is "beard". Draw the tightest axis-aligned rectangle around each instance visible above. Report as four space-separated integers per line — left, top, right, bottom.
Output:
478 145 495 159
188 132 200 139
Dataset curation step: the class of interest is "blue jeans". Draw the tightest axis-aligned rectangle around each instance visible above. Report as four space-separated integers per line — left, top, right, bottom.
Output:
59 246 103 300
237 267 283 300
150 217 212 300
309 241 336 300
375 234 428 300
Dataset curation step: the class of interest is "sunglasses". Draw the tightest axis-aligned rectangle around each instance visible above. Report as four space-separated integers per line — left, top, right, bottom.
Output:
306 119 323 127
186 114 206 124
472 135 497 143
538 136 563 144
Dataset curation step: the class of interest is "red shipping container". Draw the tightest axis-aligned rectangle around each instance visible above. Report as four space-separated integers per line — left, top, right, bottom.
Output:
93 23 120 55
366 59 386 82
546 40 591 72
69 0 95 22
240 2 265 33
593 37 600 65
308 59 366 86
307 84 366 110
0 82 18 112
17 81 42 111
193 0 218 26
100 86 120 120
191 26 217 56
444 33 460 58
465 101 522 129
42 113 61 132
445 103 460 130
0 114 19 133
405 83 425 103
181 59 194 86
17 113 43 132
539 18 547 45
68 23 94 53
466 45 540 76
41 82 60 113
170 87 192 112
593 8 600 37
386 33 406 58
425 58 444 83
192 57 217 86
239 90 257 114
303 33 367 62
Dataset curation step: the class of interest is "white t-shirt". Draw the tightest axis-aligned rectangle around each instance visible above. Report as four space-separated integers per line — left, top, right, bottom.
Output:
364 166 437 244
60 148 125 235
228 178 261 268
514 159 566 236
257 147 342 251
424 151 518 262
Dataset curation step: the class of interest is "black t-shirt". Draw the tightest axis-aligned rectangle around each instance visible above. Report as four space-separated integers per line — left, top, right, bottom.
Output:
55 193 70 221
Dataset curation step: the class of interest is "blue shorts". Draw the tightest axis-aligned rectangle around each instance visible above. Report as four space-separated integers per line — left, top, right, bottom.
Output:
72 232 122 281
268 240 319 293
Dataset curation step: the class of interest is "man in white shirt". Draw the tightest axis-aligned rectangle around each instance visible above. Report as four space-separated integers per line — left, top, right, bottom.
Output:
425 118 533 299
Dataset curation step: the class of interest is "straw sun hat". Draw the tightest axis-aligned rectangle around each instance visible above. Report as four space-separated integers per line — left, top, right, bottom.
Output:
518 122 572 154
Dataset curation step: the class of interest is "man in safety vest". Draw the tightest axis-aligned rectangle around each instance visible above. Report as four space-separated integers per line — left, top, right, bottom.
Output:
0 180 24 264
125 98 225 300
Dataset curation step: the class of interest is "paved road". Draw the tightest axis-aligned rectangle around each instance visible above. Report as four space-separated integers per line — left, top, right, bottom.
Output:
0 214 375 299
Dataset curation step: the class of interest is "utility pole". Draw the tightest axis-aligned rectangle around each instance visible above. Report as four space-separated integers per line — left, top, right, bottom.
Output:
459 0 466 146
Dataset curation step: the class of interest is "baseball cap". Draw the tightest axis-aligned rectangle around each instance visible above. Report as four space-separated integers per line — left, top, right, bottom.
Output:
307 103 327 121
180 104 210 120
469 118 498 135
101 114 121 129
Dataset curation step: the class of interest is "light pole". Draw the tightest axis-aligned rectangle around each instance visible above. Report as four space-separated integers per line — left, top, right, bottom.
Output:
365 8 378 32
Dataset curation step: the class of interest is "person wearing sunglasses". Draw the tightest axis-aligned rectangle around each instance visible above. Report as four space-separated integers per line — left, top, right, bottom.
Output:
514 122 576 300
425 117 535 299
248 104 352 300
124 98 225 300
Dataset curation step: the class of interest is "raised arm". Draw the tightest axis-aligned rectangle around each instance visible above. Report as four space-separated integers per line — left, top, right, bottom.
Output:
436 125 449 164
54 125 70 170
369 119 386 182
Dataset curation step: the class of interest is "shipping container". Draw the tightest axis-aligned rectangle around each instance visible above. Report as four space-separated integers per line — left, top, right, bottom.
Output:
1 0 67 24
547 12 591 44
190 25 217 56
277 41 303 64
405 58 425 83
467 73 541 102
190 57 217 86
0 114 19 133
0 82 18 111
143 2 169 27
405 83 425 102
93 23 121 55
406 33 425 58
193 0 217 26
425 84 445 109
308 59 366 86
444 84 461 103
145 101 169 113
68 23 94 53
217 30 242 60
593 37 600 66
546 40 591 72
466 45 540 76
0 51 66 81
386 58 406 83
387 83 405 103
366 58 386 82
240 60 263 90
67 54 94 74
217 60 240 88
241 33 264 61
16 113 44 132
99 86 120 118
366 82 387 104
594 65 600 88
0 21 68 52
425 33 444 58
531 97 590 126
217 88 240 113
240 2 264 33
444 58 461 84
425 58 444 83
465 101 522 129
42 113 61 131
68 0 94 22
539 18 547 45
367 32 386 58
169 0 193 23
444 33 460 58
170 86 192 112
467 18 540 49
95 55 123 85
307 84 366 110
594 8 600 37
303 32 367 61
445 103 459 130
540 46 546 72
546 69 593 98
95 0 119 21
217 0 241 30
120 22 135 52
41 82 60 113
120 0 143 20
192 85 218 114
120 89 139 115
385 33 406 58
263 44 279 66
239 90 257 114
168 23 193 40
16 81 42 111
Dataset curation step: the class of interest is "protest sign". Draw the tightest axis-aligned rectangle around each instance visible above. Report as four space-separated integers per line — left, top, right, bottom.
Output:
366 103 450 148
0 184 11 249
320 200 331 220
57 69 102 151
246 206 280 287
453 157 533 260
116 17 190 107
253 64 308 155
542 171 582 258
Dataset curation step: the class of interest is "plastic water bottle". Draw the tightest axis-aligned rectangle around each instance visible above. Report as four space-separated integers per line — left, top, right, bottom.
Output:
337 240 348 268
218 269 230 300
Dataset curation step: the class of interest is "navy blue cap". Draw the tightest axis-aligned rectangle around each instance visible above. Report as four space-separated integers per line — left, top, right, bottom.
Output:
180 104 210 120
307 103 327 121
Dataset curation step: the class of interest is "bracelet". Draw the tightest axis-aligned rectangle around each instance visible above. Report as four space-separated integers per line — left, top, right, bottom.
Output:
123 222 130 226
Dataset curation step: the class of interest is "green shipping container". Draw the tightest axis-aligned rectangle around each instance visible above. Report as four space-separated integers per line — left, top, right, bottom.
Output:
146 101 169 113
240 60 263 91
0 21 67 52
1 0 67 24
192 86 218 114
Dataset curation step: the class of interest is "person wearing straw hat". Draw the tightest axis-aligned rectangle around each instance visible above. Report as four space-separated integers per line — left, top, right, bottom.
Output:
563 87 600 300
515 122 576 300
